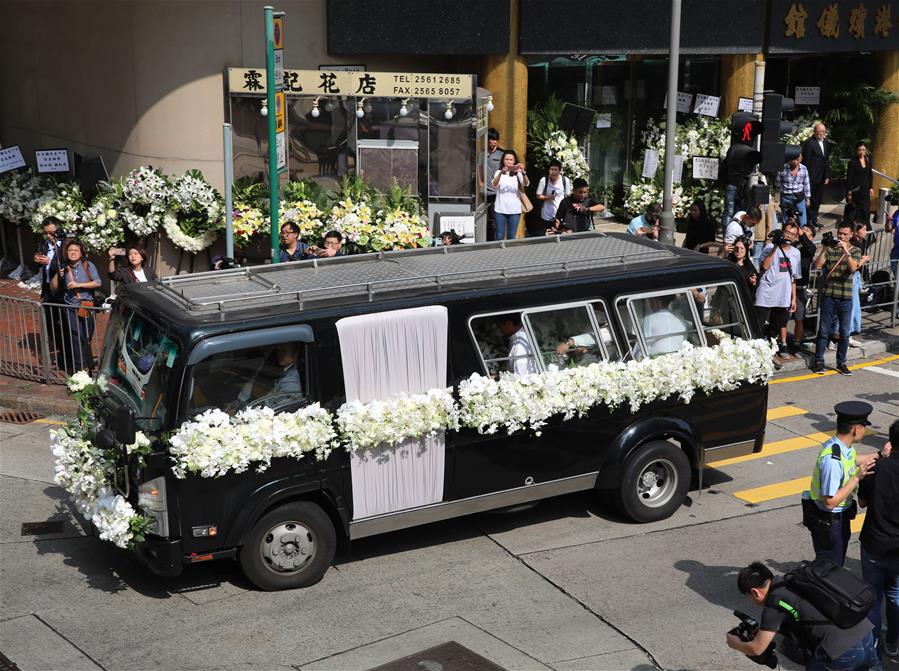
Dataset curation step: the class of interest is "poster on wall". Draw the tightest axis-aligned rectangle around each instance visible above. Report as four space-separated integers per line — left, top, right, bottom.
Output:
794 86 820 105
35 149 70 174
664 91 693 114
693 94 721 117
642 149 660 179
672 155 684 184
0 146 27 174
692 156 720 180
737 97 754 113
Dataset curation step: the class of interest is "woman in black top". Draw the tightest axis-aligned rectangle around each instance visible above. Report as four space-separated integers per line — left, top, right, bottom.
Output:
682 200 717 251
108 245 158 286
845 140 874 227
721 237 758 299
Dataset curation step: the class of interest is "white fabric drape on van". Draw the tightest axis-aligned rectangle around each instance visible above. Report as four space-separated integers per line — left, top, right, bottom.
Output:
336 306 447 519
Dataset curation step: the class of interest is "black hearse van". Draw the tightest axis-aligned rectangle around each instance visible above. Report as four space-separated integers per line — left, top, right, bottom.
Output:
96 233 767 590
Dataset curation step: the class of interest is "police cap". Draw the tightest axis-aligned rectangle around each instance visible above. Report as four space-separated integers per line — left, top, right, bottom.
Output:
834 401 873 426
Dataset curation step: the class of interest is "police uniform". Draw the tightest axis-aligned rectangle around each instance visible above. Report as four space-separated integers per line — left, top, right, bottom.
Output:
802 401 872 566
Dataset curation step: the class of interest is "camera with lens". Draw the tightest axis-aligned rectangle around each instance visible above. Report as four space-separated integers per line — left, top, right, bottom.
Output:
821 231 839 248
730 611 777 669
738 231 754 249
770 229 786 246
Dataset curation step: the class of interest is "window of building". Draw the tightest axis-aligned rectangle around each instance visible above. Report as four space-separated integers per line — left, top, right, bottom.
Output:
188 342 309 416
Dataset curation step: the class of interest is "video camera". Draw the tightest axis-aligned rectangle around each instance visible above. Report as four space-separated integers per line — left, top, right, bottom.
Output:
770 229 787 246
821 231 839 248
729 611 777 669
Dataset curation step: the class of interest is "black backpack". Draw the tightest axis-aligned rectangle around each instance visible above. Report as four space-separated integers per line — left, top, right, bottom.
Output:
772 557 876 629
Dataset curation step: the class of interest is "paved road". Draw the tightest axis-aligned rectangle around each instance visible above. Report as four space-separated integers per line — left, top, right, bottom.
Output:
1 355 898 670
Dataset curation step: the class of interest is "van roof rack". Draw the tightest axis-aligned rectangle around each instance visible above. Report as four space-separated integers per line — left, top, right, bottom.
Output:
154 233 677 316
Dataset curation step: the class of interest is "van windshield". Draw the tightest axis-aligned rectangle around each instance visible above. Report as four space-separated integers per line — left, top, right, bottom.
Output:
99 305 180 431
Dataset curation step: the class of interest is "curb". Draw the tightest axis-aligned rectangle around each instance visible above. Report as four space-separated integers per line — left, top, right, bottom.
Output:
777 330 899 373
0 383 75 418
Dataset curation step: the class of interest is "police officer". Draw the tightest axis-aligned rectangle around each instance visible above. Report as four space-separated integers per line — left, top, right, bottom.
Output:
802 401 878 566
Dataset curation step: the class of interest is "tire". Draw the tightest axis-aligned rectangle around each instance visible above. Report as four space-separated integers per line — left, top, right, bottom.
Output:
617 440 690 523
239 501 336 591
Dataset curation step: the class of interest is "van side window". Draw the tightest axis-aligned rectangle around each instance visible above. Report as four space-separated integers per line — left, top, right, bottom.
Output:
699 284 751 342
523 305 605 368
189 342 308 415
470 312 538 377
626 291 703 357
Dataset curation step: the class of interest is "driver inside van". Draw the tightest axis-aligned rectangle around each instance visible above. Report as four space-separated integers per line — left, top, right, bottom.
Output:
234 343 303 410
496 314 538 376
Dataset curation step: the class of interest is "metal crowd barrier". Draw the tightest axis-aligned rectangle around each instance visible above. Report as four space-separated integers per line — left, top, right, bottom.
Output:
804 223 898 336
0 295 111 384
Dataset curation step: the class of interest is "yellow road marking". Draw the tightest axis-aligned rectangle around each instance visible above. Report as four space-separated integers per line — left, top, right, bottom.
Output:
734 477 808 504
707 432 831 468
766 406 808 421
34 418 66 425
770 354 899 384
851 512 866 534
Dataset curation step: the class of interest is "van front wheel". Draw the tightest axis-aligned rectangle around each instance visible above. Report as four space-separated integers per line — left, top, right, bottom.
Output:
239 501 336 591
618 441 690 523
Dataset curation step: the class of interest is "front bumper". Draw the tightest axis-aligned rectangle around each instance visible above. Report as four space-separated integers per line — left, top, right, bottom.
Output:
134 536 184 577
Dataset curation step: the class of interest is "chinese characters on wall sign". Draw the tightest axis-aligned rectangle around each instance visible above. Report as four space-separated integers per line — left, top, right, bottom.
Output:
783 1 893 40
228 68 473 99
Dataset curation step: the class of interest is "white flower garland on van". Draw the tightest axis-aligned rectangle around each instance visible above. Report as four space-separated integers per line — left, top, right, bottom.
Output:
336 388 458 452
168 405 338 479
50 335 775 546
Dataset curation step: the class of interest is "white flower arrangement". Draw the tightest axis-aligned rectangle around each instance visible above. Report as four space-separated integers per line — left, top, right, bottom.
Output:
118 167 171 237
76 190 125 253
543 130 590 180
457 334 775 435
0 171 57 225
168 404 338 479
337 388 458 452
51 372 150 549
329 196 375 252
162 170 223 252
28 183 85 232
780 114 819 146
371 207 431 251
54 338 775 499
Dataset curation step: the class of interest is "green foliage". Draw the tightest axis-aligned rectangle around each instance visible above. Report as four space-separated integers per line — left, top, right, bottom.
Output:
822 85 899 181
281 178 329 209
337 173 376 203
378 178 422 214
527 94 565 166
232 175 269 209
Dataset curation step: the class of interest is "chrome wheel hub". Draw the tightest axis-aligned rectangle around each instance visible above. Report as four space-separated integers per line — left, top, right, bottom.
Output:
261 522 316 573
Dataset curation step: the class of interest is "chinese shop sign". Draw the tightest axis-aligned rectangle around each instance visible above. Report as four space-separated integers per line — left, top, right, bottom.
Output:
228 69 474 99
771 0 897 52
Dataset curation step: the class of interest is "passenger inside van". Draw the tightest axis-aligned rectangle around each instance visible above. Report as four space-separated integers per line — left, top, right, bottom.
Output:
496 314 538 375
641 296 692 356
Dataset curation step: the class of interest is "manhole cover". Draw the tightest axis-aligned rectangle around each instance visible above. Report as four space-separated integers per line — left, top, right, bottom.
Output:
0 651 21 671
0 410 44 424
367 642 507 671
21 521 65 536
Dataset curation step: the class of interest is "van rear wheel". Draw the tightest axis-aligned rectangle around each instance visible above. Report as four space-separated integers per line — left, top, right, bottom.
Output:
617 441 689 523
239 501 336 591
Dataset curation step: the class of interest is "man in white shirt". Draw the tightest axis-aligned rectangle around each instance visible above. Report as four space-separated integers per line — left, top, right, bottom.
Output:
724 208 762 244
497 315 538 375
642 297 690 356
536 159 571 233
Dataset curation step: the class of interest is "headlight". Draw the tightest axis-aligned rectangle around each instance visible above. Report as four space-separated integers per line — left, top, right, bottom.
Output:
138 476 169 537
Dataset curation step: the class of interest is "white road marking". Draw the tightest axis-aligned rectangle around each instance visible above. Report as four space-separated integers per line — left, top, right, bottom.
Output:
862 366 899 379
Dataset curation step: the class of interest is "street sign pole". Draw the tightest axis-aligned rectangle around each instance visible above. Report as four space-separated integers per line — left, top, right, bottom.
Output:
223 123 234 261
659 0 682 246
264 6 279 263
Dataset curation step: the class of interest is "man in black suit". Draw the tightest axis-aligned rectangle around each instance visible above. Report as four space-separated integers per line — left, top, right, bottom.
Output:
801 122 831 229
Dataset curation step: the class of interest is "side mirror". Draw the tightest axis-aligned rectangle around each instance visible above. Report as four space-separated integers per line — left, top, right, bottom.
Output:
115 405 136 446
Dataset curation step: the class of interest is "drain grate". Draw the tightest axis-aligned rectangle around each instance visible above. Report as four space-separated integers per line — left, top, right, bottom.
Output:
367 642 507 671
0 410 44 424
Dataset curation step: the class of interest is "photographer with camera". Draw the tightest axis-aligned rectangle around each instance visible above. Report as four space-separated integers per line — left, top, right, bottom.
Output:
727 561 880 670
724 208 762 245
755 226 801 365
813 223 863 376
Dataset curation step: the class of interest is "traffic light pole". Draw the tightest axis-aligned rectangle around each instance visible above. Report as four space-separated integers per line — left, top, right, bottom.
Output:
659 0 682 246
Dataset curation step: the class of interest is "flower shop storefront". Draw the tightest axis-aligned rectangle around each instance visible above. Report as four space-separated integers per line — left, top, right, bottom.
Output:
227 68 493 242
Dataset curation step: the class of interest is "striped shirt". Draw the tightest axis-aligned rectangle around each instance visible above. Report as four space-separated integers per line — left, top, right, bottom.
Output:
775 163 811 198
